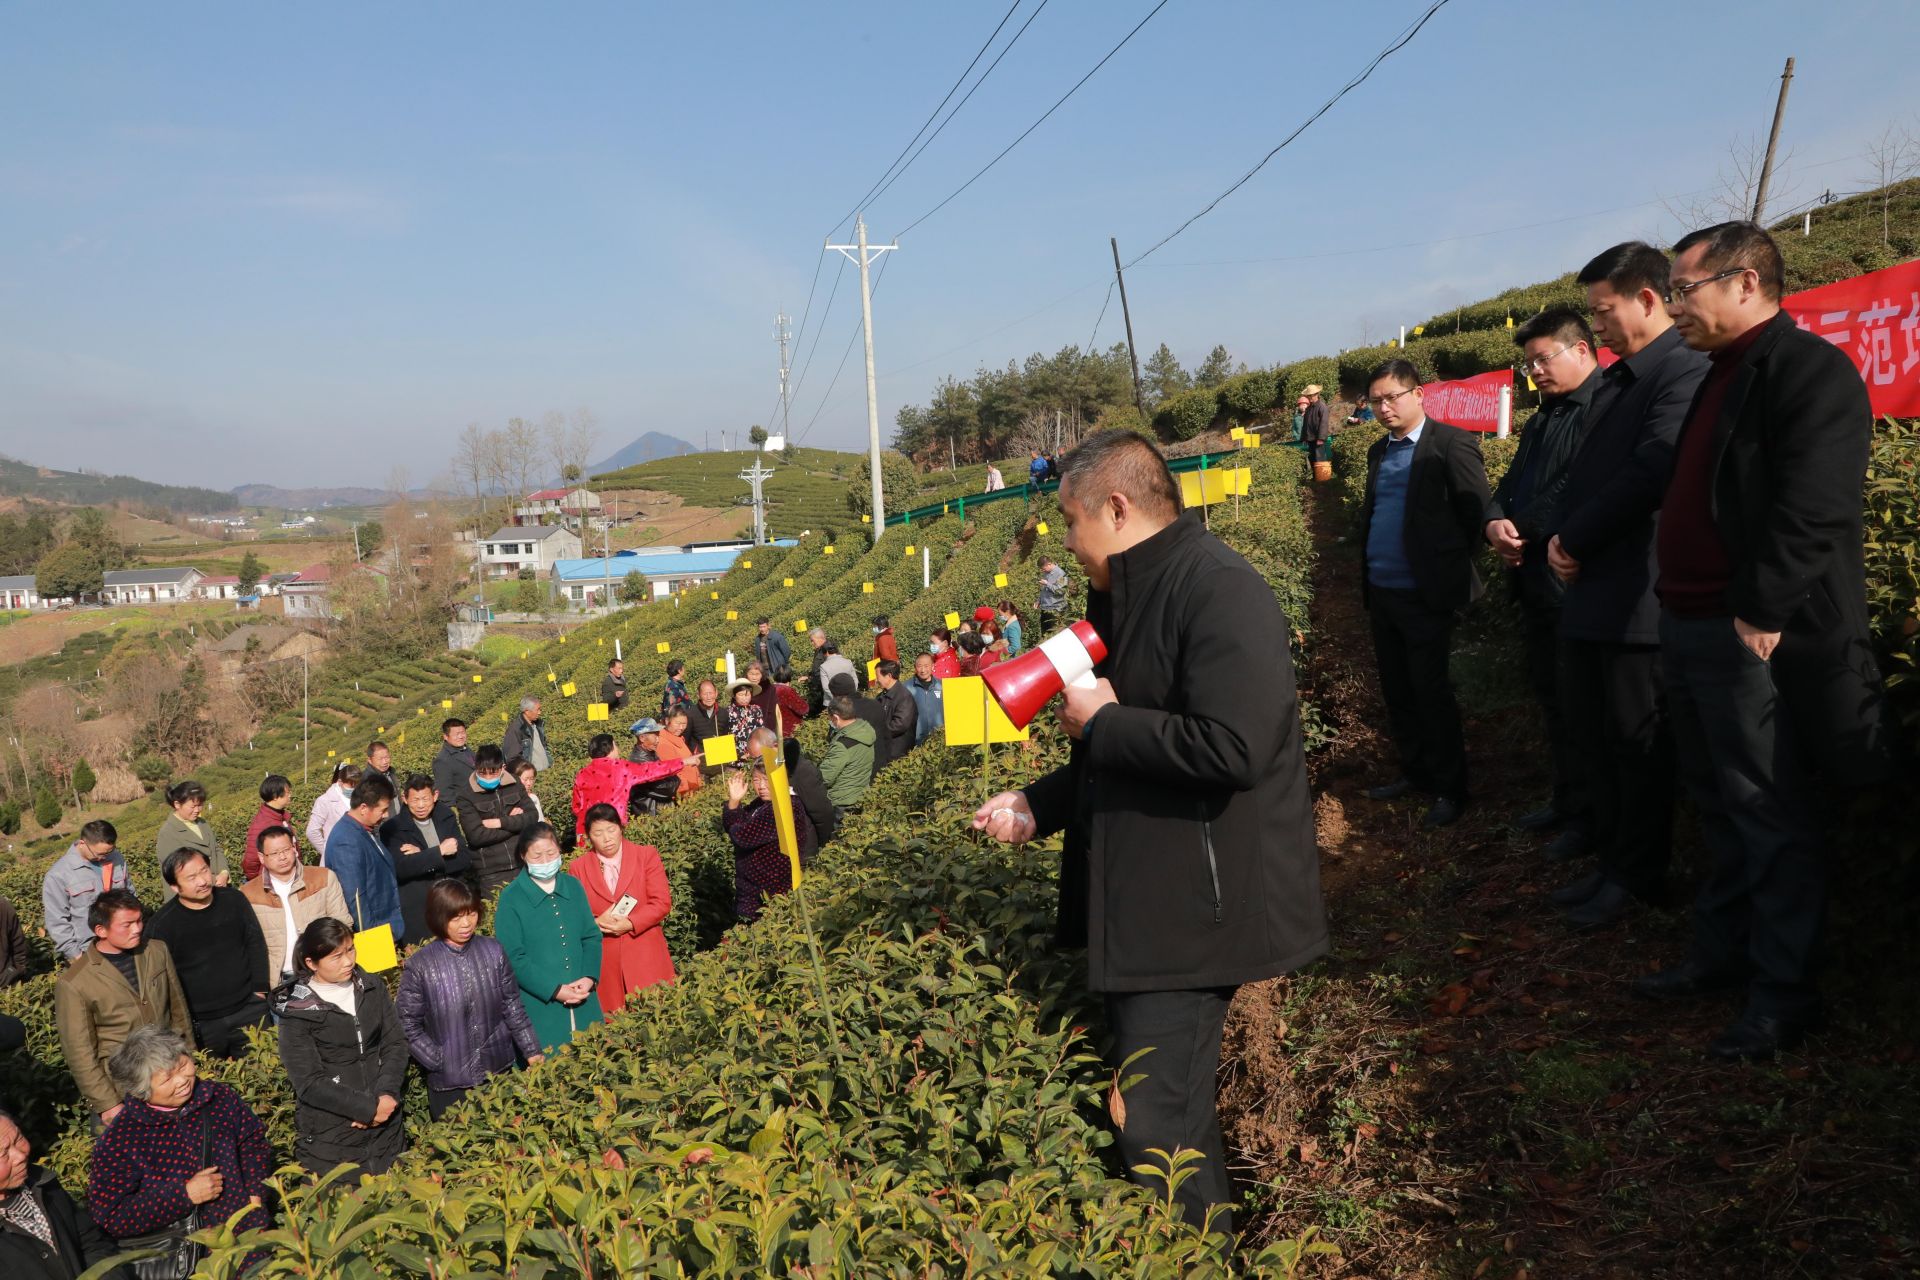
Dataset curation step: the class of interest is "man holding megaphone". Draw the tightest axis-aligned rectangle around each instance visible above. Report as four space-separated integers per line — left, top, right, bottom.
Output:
973 431 1328 1236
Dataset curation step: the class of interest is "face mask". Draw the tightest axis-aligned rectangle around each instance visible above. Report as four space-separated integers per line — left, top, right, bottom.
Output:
929 641 946 654
526 858 562 880
873 626 883 635
476 774 502 791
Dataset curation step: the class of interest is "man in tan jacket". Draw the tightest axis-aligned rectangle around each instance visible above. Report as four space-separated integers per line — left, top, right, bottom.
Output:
53 889 194 1124
240 824 350 984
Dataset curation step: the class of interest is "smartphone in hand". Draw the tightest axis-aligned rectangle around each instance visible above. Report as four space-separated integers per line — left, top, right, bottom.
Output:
612 894 638 917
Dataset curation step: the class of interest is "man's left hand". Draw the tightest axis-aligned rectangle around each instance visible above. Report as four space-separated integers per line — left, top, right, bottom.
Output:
1060 679 1117 741
1734 617 1781 661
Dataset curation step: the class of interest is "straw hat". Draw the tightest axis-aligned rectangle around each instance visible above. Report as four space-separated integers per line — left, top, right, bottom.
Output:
1302 383 1324 397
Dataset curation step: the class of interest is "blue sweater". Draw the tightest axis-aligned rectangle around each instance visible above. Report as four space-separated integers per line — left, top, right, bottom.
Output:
325 817 405 939
1365 430 1421 590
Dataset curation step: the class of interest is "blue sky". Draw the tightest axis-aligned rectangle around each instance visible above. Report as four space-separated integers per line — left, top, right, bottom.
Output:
1 1 1914 491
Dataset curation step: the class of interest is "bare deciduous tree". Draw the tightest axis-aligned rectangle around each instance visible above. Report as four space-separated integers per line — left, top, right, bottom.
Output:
1663 134 1798 231
1858 120 1920 246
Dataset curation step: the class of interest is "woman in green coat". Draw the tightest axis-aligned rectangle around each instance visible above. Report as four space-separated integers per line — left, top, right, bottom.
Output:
156 779 230 898
492 823 603 1050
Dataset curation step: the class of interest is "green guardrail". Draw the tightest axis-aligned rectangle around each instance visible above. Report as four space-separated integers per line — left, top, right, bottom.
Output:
882 439 1310 527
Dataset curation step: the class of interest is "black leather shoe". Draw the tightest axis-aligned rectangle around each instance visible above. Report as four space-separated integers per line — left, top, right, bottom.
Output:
1514 804 1564 831
1366 778 1414 801
1562 879 1634 928
1706 1012 1816 1061
1541 826 1592 863
1422 797 1463 828
1548 869 1607 907
1632 960 1746 1002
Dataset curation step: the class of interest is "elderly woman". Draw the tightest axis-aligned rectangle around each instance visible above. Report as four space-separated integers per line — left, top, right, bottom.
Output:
87 1025 272 1250
493 824 603 1051
506 756 545 825
684 679 725 762
655 707 703 795
397 879 545 1119
156 780 229 897
570 803 674 1015
721 763 816 924
0 1106 120 1280
275 918 409 1178
722 679 765 761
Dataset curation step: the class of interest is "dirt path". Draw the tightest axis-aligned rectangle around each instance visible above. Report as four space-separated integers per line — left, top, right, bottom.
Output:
1220 482 1917 1279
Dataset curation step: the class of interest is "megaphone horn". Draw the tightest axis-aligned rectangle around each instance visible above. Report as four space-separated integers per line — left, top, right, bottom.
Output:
982 620 1108 728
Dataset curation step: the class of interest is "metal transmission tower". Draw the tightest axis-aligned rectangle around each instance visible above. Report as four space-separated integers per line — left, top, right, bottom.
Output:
774 311 793 440
826 214 897 544
739 457 775 546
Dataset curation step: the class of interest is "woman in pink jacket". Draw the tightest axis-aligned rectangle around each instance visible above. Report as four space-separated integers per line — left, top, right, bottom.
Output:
568 803 675 1015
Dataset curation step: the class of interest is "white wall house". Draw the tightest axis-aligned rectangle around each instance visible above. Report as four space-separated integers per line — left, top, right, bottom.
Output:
480 525 582 578
514 488 601 528
0 575 40 609
100 568 204 605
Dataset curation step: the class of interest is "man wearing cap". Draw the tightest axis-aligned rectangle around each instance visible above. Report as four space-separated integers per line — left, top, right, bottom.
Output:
972 429 1327 1236
624 719 688 815
1299 385 1330 461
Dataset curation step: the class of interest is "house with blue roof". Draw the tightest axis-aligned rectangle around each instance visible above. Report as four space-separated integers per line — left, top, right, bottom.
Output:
552 541 795 605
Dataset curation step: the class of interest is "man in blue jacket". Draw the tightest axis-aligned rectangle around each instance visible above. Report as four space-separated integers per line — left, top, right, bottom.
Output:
324 775 403 940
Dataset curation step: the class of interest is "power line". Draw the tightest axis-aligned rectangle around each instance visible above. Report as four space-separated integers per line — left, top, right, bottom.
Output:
825 0 1032 239
1084 282 1115 356
1127 0 1455 267
792 255 894 448
897 0 1173 238
862 0 1055 217
782 253 848 424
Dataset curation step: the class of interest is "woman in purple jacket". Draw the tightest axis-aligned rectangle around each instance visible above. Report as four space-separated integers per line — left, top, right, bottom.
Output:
395 879 544 1119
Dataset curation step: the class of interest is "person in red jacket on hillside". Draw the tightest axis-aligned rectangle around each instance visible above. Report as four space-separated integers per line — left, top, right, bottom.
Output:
242 774 299 881
569 805 674 1015
569 734 689 838
927 627 963 679
870 615 898 667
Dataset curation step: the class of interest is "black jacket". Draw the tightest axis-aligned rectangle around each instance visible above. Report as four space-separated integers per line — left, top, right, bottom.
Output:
685 700 725 772
1302 399 1330 445
875 682 918 760
847 694 892 775
1677 309 1893 781
432 743 476 800
1359 419 1493 612
782 739 837 848
1487 368 1602 608
1022 514 1328 992
379 801 477 944
452 775 533 897
501 714 547 767
599 672 626 712
0 895 30 987
275 967 409 1176
0 1166 126 1280
1552 327 1709 645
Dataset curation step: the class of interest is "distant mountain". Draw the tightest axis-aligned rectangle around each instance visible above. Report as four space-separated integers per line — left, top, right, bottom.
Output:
584 432 696 479
0 454 232 513
228 483 411 510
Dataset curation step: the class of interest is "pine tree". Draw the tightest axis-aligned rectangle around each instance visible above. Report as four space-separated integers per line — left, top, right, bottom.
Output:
32 784 60 830
237 550 264 595
73 758 97 801
1193 345 1235 389
1141 344 1189 405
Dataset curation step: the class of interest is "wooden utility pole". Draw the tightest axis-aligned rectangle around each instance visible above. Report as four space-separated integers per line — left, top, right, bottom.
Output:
1110 237 1144 415
1751 56 1795 224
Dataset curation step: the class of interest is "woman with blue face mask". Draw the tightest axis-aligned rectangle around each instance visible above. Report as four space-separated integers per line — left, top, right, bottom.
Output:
452 745 533 897
492 823 603 1051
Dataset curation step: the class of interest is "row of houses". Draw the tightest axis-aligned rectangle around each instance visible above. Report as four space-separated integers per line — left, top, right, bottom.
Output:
0 565 339 612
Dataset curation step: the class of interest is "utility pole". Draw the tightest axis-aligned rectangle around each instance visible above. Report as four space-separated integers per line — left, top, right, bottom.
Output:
1110 237 1144 415
1752 56 1796 224
774 311 793 439
827 214 897 544
738 457 774 546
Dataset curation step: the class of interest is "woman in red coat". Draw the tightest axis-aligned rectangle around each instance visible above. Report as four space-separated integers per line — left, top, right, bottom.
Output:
568 803 675 1015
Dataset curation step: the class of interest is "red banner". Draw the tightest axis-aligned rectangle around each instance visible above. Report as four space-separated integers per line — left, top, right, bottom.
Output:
1783 257 1920 417
1420 367 1510 432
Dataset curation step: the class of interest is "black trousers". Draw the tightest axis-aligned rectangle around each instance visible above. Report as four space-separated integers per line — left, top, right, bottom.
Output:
1561 637 1673 898
1105 986 1239 1234
1521 603 1587 819
1660 614 1824 1019
428 1085 472 1121
1368 587 1467 799
195 997 271 1059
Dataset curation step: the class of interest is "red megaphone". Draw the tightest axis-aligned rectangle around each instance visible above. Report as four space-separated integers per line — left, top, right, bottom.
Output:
982 620 1108 728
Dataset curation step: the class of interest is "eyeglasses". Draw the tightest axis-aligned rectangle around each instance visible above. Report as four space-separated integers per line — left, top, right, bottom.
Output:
1664 266 1749 304
1520 344 1579 375
1365 387 1417 409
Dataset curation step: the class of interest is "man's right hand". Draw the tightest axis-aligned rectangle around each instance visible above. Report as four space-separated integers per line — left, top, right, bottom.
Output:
1484 518 1525 566
972 792 1037 845
1547 534 1580 583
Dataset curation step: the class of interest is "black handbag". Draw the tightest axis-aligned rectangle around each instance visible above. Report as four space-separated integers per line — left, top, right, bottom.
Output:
120 1114 210 1280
